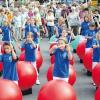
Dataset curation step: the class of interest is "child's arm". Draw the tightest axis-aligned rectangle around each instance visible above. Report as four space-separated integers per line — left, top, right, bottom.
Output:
92 40 99 48
49 45 58 54
0 28 2 33
66 44 72 60
10 44 17 60
32 41 37 48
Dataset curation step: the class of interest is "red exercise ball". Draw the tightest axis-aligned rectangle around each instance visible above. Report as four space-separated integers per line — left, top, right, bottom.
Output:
19 51 43 69
95 87 100 100
50 55 75 65
17 61 37 90
37 80 77 100
47 65 76 85
19 51 25 61
49 43 57 50
0 79 22 100
92 63 100 86
69 56 75 65
76 40 86 59
0 62 3 72
83 48 93 72
68 65 76 85
50 55 55 64
47 65 54 81
36 51 43 69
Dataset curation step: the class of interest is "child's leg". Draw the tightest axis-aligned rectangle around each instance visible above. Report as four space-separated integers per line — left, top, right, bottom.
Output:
31 62 40 85
53 76 68 82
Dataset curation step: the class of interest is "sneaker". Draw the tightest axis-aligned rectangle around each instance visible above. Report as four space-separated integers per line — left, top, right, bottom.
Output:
92 82 96 86
36 79 40 85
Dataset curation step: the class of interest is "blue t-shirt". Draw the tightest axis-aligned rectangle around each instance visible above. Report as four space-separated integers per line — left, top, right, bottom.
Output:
86 29 96 48
0 53 18 81
25 24 31 37
31 25 39 44
21 42 36 62
2 26 12 41
53 48 69 78
55 24 62 37
66 34 72 43
81 21 89 36
92 39 100 62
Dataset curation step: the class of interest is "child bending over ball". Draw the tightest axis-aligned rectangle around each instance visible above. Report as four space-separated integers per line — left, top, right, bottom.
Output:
18 32 40 85
0 42 18 85
92 31 100 69
49 38 72 82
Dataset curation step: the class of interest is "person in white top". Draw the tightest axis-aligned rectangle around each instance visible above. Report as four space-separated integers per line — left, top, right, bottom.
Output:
46 10 55 39
67 6 80 36
13 10 22 40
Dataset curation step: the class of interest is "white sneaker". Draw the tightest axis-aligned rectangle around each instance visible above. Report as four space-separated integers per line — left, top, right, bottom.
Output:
36 79 40 85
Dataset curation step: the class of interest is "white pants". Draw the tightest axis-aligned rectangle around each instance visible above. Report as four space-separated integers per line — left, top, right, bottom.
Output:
13 81 18 85
85 48 91 52
53 76 68 82
92 62 98 69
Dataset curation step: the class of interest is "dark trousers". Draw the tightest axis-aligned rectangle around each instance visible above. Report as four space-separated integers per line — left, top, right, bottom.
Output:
47 26 54 39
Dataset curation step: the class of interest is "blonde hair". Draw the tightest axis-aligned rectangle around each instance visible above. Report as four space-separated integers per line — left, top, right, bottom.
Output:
96 31 100 40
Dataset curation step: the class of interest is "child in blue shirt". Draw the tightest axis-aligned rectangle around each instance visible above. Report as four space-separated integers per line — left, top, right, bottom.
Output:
92 31 100 69
0 21 12 42
60 29 75 44
19 32 40 85
85 22 97 51
80 16 90 36
49 37 72 82
0 42 18 85
24 18 31 38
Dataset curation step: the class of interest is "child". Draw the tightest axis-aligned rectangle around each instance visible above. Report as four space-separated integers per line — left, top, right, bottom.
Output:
80 16 90 36
0 21 12 42
92 31 100 69
19 32 40 85
0 42 18 85
49 38 72 82
85 22 97 51
61 28 75 44
30 18 40 50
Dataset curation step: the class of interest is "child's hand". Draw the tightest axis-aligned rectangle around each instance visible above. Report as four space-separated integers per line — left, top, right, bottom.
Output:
0 29 2 33
66 44 71 52
53 45 58 49
10 44 14 51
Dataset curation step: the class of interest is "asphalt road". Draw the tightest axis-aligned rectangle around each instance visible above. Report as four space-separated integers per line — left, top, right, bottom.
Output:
23 38 95 100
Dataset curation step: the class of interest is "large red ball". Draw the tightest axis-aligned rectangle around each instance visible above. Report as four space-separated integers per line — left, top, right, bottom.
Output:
47 65 76 85
17 61 37 90
76 40 86 59
50 55 75 65
95 87 100 100
37 80 77 100
19 51 43 69
68 65 76 85
0 79 22 100
36 51 43 69
49 43 57 50
92 63 100 86
83 48 93 72
0 62 3 72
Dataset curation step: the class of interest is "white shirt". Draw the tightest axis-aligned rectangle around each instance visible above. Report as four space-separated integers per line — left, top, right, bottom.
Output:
46 14 54 26
13 15 22 28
